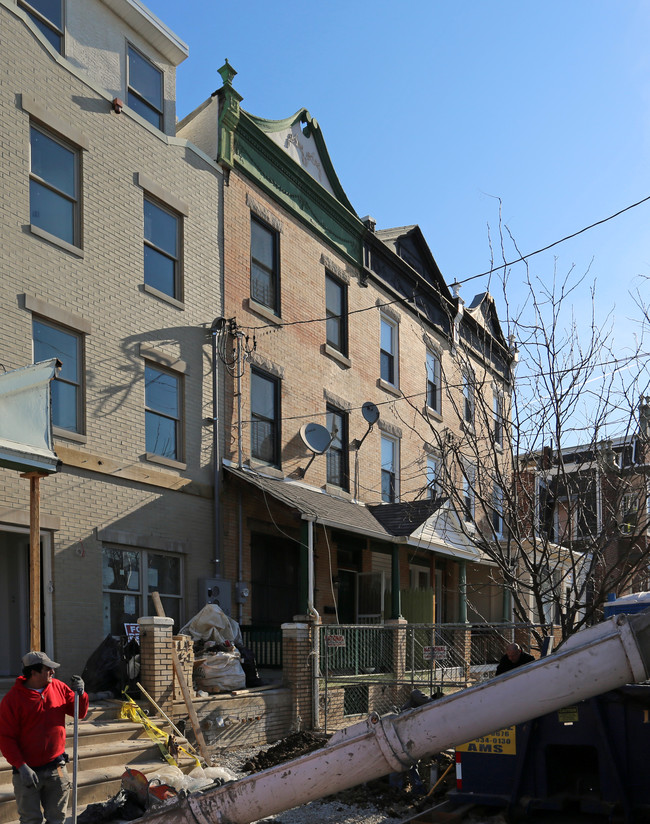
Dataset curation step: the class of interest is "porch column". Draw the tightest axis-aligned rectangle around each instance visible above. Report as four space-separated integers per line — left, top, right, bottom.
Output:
282 622 313 731
502 586 511 621
138 616 174 717
458 560 468 624
391 545 401 620
21 471 47 650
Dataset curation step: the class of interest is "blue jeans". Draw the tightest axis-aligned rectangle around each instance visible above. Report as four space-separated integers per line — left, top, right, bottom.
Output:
12 764 71 824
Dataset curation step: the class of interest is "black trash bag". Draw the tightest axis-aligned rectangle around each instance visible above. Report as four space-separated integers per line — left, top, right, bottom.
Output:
81 634 127 697
78 789 145 824
123 637 141 694
236 644 263 687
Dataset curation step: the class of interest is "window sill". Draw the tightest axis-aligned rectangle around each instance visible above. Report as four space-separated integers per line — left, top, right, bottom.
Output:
324 483 351 498
53 427 87 444
248 459 284 478
141 283 185 309
30 225 83 258
322 344 351 368
246 298 283 326
425 405 443 422
144 452 187 471
377 378 400 397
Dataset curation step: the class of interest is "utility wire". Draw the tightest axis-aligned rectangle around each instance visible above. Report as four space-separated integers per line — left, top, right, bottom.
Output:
236 192 650 332
454 193 650 285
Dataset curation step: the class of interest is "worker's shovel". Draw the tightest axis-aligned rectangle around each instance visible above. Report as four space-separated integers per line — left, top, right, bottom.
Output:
71 692 79 824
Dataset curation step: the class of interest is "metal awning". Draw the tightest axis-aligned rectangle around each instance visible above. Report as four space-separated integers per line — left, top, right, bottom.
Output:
224 463 491 563
0 359 61 474
224 463 393 542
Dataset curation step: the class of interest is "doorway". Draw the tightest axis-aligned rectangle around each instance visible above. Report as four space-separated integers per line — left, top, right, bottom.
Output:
0 528 53 676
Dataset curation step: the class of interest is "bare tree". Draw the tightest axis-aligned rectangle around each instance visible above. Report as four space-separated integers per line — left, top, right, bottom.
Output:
403 240 650 644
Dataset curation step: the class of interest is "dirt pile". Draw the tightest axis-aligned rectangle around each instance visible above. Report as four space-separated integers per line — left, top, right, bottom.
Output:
240 732 326 772
239 733 455 819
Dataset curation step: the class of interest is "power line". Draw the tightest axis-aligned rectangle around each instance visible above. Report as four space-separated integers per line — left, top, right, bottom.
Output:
236 192 650 332
455 193 650 285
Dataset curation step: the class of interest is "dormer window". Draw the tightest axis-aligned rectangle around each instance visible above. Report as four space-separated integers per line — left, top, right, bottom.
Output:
19 0 63 53
128 45 163 129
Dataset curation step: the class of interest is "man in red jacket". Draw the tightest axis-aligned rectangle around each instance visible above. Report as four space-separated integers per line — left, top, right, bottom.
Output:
0 651 89 824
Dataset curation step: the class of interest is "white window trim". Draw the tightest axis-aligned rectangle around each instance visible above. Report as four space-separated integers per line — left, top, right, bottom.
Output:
380 313 399 388
381 433 400 503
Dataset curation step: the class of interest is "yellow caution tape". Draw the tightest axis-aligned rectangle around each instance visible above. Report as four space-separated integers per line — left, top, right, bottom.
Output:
120 694 201 769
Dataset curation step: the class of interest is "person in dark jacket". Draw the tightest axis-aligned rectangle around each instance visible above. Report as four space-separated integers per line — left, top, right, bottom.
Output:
0 651 88 824
495 643 535 675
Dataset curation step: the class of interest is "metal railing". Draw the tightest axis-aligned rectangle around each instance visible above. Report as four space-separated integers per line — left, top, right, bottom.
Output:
241 625 283 668
318 622 551 732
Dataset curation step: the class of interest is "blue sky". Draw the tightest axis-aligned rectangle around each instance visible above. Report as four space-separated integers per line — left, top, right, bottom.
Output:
148 0 650 361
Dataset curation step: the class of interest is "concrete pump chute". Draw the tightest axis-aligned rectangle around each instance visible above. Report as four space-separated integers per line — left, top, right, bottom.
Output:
141 611 650 824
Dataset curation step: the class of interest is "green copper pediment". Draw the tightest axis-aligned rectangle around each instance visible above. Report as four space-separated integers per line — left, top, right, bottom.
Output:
245 108 355 214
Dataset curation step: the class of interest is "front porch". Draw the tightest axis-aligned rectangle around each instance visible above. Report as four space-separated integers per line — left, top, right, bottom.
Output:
139 616 558 748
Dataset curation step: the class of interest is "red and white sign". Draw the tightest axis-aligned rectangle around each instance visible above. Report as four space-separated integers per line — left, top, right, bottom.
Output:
124 623 140 642
326 634 346 648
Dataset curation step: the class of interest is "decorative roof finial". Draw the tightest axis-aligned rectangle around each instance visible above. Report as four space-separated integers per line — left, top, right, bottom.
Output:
218 59 237 88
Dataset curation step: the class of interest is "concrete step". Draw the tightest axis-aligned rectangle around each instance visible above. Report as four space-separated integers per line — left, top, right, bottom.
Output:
0 755 198 824
0 700 195 824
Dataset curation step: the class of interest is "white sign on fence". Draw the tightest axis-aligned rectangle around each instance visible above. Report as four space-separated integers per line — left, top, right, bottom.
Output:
326 634 346 648
423 645 448 661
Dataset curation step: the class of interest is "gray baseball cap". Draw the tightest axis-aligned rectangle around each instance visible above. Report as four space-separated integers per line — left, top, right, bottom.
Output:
22 651 60 669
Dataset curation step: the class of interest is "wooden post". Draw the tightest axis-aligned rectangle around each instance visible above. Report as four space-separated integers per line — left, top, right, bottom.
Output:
150 591 211 764
21 472 46 651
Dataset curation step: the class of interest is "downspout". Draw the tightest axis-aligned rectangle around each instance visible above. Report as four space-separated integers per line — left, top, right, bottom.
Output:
210 322 222 576
238 489 243 624
306 516 321 730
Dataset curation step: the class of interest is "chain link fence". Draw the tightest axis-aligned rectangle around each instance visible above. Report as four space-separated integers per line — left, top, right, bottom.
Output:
318 623 550 733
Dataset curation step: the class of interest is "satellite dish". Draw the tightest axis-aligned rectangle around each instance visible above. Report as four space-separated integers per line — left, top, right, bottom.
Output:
362 402 380 425
300 422 332 454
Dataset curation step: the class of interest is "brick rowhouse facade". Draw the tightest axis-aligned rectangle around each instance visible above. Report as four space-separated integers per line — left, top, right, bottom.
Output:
177 62 516 637
0 0 223 680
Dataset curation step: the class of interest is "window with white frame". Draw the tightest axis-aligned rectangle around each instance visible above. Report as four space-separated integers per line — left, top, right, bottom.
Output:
426 350 441 413
144 197 181 299
463 370 475 427
30 125 80 246
145 364 182 461
33 318 83 433
409 564 430 589
251 216 280 313
19 0 63 52
426 454 438 499
620 492 638 535
463 463 475 522
493 390 503 448
127 45 163 128
326 405 348 489
381 435 399 503
251 367 280 466
102 546 182 635
380 315 398 386
325 272 348 355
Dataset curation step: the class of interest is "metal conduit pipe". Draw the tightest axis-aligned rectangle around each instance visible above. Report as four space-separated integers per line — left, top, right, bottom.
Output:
305 517 320 731
141 611 650 824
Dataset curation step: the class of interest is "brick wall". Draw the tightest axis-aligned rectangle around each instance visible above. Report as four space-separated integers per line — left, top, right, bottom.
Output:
0 2 223 678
